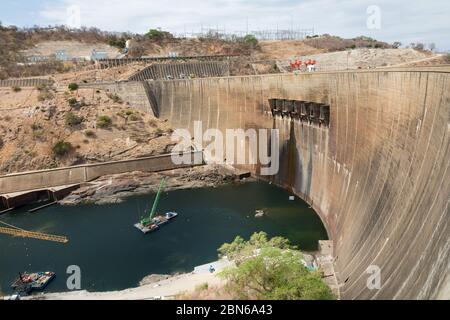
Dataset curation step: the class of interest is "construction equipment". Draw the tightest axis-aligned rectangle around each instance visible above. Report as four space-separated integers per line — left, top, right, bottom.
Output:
134 178 179 234
0 220 68 244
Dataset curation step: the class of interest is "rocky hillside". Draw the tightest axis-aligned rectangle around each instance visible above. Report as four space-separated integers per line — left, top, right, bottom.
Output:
0 83 174 175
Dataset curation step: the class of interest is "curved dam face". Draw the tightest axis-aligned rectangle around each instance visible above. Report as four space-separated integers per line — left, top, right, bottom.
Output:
147 68 450 299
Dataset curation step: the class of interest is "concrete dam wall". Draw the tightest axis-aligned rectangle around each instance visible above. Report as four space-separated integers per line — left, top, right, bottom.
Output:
147 68 450 299
129 61 230 81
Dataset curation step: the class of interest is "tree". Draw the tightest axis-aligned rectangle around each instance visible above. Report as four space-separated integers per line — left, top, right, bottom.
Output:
243 34 258 48
145 29 173 41
218 232 335 300
411 42 425 51
428 43 436 51
392 41 402 49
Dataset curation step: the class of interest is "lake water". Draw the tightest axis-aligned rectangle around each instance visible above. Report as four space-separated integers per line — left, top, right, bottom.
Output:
0 181 328 294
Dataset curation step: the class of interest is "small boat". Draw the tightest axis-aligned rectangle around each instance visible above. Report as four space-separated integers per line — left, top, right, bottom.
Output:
135 178 179 234
255 210 266 218
11 271 55 295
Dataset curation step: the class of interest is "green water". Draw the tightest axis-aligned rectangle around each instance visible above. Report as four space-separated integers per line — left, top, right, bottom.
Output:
0 181 328 294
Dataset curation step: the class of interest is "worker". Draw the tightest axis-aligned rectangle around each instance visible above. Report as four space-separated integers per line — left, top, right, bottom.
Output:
311 59 317 72
290 60 298 72
295 59 302 71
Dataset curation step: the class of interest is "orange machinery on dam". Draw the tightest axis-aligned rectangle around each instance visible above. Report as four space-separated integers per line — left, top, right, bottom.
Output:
143 66 450 299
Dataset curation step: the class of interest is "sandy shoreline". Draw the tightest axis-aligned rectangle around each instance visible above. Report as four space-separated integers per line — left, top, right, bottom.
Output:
22 260 232 300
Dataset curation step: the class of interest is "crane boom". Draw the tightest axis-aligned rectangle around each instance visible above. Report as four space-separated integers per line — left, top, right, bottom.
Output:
0 226 68 244
149 178 166 219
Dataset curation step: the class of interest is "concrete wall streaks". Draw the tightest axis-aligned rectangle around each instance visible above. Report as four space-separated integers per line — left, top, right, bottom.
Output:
148 68 450 299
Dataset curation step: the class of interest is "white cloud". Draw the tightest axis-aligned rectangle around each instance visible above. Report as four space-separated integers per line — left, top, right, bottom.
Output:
36 0 450 50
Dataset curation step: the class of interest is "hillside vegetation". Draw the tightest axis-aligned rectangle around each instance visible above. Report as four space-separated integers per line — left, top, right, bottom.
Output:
1 23 411 80
0 83 174 174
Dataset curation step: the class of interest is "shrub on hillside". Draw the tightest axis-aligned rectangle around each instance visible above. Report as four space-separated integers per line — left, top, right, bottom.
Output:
84 130 96 138
65 112 83 126
52 140 73 157
12 86 21 92
107 36 126 49
97 115 112 128
145 29 173 41
37 90 54 101
68 97 79 107
68 83 79 91
243 34 258 48
31 123 42 131
107 93 123 104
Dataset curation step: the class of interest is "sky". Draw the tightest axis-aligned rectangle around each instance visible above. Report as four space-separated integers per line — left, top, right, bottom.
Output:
1 0 449 51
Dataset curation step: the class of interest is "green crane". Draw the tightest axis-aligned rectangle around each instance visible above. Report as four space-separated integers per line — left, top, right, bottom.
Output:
141 178 166 226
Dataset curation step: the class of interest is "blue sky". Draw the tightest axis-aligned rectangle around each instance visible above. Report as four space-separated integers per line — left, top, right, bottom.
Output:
1 0 449 50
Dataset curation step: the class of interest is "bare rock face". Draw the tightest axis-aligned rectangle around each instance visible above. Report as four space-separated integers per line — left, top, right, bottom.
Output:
59 165 245 206
139 274 172 286
96 179 139 196
42 105 57 120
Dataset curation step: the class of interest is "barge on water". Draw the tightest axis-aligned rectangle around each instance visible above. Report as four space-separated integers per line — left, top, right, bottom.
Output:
134 178 179 234
134 212 178 234
11 272 55 295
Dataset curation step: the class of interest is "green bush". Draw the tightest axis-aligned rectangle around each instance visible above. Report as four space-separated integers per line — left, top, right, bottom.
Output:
128 113 141 121
31 123 42 131
107 36 126 49
68 83 79 91
68 97 78 107
218 232 335 300
97 115 112 128
84 130 96 138
243 34 258 47
52 140 72 157
146 29 173 41
12 86 21 92
38 91 54 101
65 112 83 126
107 93 123 104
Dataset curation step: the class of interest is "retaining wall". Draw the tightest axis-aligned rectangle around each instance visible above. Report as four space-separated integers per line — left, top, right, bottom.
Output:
0 152 203 194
